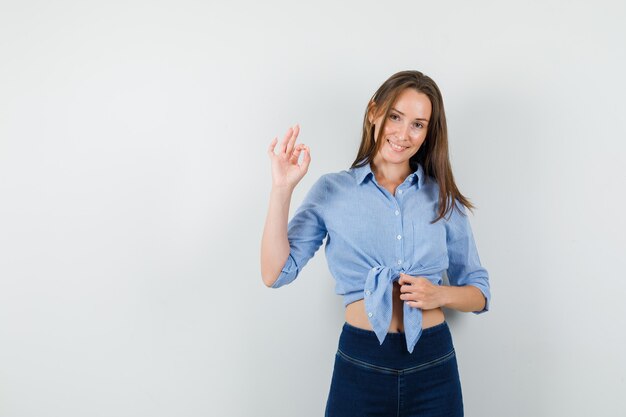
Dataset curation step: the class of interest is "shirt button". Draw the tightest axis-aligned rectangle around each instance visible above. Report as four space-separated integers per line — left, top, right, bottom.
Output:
395 210 399 215
365 290 371 296
398 190 403 194
397 259 402 265
397 234 402 240
371 266 377 271
368 312 373 317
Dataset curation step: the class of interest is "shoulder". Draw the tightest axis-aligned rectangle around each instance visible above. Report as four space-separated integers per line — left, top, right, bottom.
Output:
419 173 440 201
301 168 359 204
312 167 358 190
300 169 348 198
417 175 467 224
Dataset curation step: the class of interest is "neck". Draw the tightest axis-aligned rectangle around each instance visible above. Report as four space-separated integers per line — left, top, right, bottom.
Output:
370 156 412 184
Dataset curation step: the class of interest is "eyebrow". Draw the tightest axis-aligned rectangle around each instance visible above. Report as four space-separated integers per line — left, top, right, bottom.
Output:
391 107 429 122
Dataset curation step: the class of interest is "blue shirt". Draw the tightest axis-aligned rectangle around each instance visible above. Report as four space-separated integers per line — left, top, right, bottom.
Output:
270 161 491 353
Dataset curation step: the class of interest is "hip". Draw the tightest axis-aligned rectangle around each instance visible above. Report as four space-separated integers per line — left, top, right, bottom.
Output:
325 321 463 416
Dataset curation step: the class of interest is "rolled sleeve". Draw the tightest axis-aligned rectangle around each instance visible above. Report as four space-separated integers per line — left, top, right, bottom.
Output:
445 199 491 314
269 175 328 289
270 253 297 288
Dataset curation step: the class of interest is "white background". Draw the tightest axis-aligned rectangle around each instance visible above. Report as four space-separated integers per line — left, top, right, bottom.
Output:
1 1 625 416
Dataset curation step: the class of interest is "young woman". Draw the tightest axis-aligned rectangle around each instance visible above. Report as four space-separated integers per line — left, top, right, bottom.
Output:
261 70 491 417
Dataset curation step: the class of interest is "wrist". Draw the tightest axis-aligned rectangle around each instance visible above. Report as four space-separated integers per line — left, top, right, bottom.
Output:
438 285 453 309
270 185 294 198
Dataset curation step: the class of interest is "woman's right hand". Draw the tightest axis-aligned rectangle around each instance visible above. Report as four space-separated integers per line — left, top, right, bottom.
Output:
267 124 310 191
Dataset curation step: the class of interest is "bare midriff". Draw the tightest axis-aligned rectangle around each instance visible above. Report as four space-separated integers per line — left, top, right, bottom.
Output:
345 281 445 332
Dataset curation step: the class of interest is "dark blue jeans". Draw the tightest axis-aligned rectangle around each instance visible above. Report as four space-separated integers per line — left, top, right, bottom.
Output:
325 321 464 417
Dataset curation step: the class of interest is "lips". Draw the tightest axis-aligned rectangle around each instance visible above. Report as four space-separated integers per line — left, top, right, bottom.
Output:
387 139 408 151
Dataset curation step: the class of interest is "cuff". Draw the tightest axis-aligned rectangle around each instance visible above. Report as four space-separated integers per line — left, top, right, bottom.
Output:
270 253 298 289
468 283 490 314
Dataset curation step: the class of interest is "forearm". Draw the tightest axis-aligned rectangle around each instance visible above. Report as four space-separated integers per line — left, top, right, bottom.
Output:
439 284 486 313
260 187 293 286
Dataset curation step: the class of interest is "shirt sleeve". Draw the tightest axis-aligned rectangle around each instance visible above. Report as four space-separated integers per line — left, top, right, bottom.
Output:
444 198 491 314
270 175 328 289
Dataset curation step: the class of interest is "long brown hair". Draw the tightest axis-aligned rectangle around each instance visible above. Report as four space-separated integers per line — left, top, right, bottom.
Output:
350 70 476 223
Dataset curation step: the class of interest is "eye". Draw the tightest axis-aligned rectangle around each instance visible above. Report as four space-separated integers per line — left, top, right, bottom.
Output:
389 113 400 121
413 122 424 129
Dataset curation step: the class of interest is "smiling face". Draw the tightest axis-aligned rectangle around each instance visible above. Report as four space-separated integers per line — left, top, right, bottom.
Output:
369 88 432 168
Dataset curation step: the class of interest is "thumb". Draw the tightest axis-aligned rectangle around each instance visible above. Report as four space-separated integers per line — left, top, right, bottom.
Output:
300 146 311 171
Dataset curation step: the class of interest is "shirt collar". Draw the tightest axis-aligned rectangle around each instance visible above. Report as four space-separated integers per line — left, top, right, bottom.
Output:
352 161 425 189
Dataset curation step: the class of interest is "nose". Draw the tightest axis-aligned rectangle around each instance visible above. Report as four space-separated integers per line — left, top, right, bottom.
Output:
396 122 411 142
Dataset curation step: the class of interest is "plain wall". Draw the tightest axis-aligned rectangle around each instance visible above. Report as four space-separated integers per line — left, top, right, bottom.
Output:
1 1 625 416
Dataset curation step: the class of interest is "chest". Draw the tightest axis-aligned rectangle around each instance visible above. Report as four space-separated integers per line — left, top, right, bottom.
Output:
324 183 448 263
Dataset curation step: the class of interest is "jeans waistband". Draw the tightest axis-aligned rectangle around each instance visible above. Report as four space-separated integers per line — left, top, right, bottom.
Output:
337 321 454 370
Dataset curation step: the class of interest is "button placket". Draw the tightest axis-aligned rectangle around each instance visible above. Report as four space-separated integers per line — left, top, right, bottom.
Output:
391 199 404 273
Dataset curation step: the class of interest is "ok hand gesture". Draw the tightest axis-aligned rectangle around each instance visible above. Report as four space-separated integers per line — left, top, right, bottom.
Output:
267 124 310 191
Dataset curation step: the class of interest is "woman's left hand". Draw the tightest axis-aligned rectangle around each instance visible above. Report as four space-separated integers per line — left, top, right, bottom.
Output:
398 273 444 310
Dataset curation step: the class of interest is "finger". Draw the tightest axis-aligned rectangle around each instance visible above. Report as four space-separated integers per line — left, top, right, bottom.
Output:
279 126 294 155
267 136 278 156
291 144 310 170
285 123 299 157
300 145 311 172
400 277 413 287
289 143 304 165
